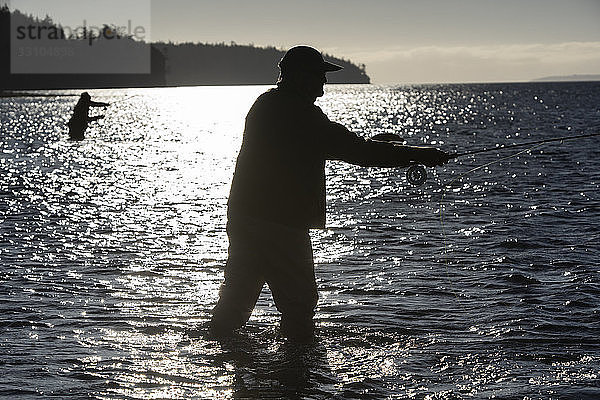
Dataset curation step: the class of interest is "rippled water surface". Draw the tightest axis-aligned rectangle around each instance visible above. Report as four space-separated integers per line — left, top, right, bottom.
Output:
1 83 600 399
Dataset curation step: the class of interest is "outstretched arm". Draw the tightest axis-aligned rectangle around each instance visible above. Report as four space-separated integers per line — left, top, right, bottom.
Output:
90 101 110 107
389 143 450 167
370 133 450 167
323 122 450 168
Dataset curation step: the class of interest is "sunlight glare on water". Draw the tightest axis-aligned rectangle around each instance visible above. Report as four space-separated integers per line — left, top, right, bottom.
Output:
1 83 599 399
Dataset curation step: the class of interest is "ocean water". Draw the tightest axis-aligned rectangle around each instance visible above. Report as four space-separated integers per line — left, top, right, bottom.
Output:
1 82 599 399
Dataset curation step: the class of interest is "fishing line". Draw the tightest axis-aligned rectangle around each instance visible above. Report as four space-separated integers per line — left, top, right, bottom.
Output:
438 143 546 307
406 132 600 186
435 131 600 306
450 131 600 158
109 94 141 105
374 131 599 306
92 95 141 136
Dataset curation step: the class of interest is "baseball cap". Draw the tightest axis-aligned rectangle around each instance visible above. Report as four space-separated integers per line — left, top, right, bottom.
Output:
279 46 343 73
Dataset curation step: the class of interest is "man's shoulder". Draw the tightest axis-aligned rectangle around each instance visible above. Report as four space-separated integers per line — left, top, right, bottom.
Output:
250 87 295 115
255 87 289 104
249 87 278 108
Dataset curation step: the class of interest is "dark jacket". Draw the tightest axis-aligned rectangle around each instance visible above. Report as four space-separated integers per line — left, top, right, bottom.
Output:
227 85 414 229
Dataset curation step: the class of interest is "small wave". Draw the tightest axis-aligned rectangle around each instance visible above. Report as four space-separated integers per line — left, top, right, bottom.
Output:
504 273 540 285
496 238 540 249
341 378 389 399
339 288 395 296
0 389 40 396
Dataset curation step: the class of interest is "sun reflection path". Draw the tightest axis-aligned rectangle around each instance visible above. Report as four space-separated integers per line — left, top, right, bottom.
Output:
59 86 269 399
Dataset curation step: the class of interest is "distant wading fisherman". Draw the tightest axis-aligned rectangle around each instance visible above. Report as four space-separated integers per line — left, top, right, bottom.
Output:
209 45 451 341
67 92 110 140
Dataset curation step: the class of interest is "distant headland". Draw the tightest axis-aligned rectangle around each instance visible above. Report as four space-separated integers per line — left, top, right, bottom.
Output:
0 6 370 91
152 42 370 86
531 74 600 82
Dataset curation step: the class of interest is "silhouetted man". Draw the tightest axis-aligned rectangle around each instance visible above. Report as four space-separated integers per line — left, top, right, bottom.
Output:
210 45 450 341
67 92 109 140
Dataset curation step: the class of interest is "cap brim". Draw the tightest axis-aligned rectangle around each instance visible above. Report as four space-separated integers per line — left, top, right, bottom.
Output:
323 61 343 72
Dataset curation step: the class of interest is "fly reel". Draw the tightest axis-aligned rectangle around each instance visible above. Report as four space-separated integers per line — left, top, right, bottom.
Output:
406 164 428 186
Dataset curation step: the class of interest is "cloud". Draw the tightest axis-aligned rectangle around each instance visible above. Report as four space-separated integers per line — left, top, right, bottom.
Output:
346 42 600 83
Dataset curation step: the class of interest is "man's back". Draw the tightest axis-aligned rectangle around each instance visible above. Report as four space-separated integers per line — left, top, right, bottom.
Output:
228 86 330 229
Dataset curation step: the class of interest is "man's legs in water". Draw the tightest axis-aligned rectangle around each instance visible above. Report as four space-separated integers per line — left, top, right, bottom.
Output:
209 216 317 340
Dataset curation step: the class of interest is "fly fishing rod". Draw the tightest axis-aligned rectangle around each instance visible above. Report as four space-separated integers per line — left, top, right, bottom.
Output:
109 94 141 106
449 131 600 158
373 132 600 186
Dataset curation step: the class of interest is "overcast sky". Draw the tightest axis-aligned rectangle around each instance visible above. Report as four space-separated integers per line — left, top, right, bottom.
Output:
7 0 600 83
